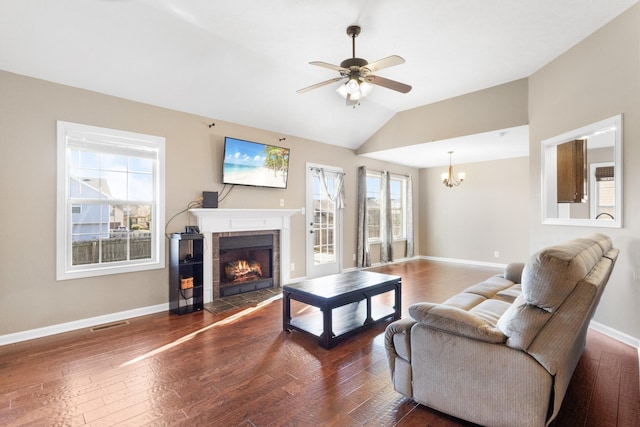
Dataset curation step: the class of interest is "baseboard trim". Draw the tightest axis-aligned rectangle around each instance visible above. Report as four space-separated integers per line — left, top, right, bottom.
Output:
0 303 169 346
420 255 507 269
590 320 640 349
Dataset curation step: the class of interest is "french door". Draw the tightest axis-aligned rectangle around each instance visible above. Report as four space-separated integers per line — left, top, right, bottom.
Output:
306 164 343 278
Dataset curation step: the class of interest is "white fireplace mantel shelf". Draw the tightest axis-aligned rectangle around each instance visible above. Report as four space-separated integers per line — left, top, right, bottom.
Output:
190 208 299 233
189 208 300 303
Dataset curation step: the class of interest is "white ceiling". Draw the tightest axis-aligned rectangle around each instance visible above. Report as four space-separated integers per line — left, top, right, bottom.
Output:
0 0 636 168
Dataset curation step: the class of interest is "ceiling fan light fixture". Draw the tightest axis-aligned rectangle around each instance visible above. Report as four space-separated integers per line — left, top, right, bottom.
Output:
359 81 373 97
349 91 363 101
336 83 348 98
336 79 372 101
346 78 360 94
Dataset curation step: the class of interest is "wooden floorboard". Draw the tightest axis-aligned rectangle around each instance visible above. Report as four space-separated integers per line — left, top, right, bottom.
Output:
0 259 638 426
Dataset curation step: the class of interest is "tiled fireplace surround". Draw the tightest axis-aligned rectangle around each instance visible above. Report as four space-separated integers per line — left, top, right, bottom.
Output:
190 208 299 303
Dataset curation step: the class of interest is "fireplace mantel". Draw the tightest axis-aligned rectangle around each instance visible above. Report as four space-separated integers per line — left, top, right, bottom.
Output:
190 208 299 303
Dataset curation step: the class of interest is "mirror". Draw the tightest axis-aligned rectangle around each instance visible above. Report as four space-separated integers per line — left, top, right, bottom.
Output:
542 114 622 228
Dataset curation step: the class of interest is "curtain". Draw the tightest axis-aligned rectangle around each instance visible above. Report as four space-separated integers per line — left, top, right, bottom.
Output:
405 175 414 258
595 166 614 181
317 168 346 209
356 166 370 267
380 171 394 263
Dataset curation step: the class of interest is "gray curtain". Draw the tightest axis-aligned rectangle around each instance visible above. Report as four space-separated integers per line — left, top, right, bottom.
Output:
356 166 370 267
406 175 414 257
381 171 394 263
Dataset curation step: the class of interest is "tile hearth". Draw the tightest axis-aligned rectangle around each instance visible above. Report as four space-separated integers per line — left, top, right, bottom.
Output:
204 287 282 314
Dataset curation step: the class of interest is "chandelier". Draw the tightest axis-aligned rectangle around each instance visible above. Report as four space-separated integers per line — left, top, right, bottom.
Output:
441 151 465 187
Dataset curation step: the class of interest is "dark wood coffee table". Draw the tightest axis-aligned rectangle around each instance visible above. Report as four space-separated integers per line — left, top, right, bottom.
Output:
282 270 402 349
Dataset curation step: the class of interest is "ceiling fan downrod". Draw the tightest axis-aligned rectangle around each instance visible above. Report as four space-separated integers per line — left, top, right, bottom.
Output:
341 26 368 69
347 25 361 58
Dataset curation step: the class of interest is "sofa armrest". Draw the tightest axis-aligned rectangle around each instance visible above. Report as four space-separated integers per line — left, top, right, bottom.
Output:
385 318 416 361
409 302 506 344
504 262 525 283
384 318 416 391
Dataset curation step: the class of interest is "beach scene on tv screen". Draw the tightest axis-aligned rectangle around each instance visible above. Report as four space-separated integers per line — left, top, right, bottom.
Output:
224 139 289 188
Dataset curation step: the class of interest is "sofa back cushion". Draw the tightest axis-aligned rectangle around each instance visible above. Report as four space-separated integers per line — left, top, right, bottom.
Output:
497 233 613 350
521 237 605 312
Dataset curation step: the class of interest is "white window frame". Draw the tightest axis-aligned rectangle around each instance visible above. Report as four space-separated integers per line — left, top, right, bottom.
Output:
56 121 165 280
366 172 408 243
389 174 408 240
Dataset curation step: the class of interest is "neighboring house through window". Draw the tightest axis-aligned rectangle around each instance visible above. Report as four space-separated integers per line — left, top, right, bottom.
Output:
56 121 165 280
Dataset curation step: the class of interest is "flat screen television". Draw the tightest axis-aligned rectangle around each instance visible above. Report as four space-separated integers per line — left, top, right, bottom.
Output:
222 137 290 189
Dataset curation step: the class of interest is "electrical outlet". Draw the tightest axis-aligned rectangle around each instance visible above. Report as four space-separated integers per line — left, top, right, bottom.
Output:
353 253 356 261
494 251 500 258
280 198 284 207
290 262 295 272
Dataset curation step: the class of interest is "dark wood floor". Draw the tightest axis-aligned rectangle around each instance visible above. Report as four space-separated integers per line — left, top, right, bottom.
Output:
1 260 638 426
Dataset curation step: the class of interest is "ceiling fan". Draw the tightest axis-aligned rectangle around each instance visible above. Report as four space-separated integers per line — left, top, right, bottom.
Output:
297 25 412 106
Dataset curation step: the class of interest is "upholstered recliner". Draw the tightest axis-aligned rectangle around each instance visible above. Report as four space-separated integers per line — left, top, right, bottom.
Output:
384 233 618 427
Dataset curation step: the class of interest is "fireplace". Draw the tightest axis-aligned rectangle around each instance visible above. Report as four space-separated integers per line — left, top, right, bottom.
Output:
189 208 299 303
212 230 280 298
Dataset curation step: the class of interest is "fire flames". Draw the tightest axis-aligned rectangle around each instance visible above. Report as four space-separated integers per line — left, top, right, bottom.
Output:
224 259 263 283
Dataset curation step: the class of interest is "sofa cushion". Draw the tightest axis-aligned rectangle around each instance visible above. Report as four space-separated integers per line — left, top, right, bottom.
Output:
496 294 552 350
469 299 512 326
409 302 506 344
442 292 485 310
521 238 603 312
495 284 522 303
585 232 613 254
463 276 516 299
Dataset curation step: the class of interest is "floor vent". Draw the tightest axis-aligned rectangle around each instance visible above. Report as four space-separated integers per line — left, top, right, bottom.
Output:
90 321 130 332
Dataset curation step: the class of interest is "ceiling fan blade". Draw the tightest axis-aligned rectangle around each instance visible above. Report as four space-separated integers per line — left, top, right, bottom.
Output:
363 55 405 73
365 75 412 93
297 77 345 94
309 61 347 72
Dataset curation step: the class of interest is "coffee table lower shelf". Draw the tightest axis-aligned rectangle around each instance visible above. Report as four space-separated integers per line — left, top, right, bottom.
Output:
282 271 402 349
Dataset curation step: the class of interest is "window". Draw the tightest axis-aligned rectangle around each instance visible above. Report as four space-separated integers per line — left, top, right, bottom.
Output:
590 163 615 220
57 121 165 280
366 172 407 241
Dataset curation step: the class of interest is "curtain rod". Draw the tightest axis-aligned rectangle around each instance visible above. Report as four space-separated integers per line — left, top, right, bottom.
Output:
365 168 411 178
310 166 346 176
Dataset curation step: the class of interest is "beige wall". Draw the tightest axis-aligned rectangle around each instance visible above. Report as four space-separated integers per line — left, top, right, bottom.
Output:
529 4 640 339
419 157 530 264
358 78 528 155
0 70 418 336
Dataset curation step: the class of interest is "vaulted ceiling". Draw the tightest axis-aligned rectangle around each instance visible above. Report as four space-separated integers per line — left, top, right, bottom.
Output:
0 0 636 166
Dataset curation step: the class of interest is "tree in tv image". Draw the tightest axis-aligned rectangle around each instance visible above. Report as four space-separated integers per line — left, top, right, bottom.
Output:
264 145 289 183
223 137 290 189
